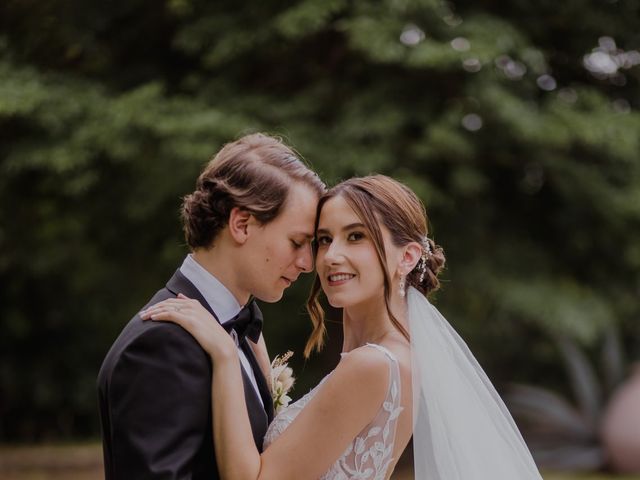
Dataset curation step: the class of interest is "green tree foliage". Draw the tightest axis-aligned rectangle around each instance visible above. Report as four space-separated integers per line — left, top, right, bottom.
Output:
0 0 638 440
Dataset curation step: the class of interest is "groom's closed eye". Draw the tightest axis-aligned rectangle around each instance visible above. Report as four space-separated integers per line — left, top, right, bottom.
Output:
291 237 314 249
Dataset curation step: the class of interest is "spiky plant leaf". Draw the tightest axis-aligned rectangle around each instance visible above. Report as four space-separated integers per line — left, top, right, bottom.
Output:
532 445 605 472
601 325 626 394
556 335 602 429
507 384 594 440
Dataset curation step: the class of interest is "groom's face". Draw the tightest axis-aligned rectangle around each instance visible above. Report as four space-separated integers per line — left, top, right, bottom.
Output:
241 183 319 302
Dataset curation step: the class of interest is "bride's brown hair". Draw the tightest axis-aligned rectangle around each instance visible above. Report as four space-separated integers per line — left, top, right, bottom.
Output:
304 175 445 358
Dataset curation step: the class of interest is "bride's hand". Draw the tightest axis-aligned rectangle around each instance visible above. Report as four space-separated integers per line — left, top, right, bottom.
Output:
140 294 237 361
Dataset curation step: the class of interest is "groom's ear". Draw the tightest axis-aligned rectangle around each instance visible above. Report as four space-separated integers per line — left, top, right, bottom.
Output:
228 207 253 245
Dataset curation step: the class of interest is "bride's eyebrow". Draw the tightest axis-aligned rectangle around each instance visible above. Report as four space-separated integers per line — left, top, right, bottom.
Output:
342 223 365 231
316 223 365 236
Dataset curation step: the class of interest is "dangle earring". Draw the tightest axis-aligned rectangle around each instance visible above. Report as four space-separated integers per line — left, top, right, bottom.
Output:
399 275 406 298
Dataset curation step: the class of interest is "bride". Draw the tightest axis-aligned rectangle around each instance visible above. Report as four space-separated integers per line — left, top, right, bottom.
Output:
142 175 542 480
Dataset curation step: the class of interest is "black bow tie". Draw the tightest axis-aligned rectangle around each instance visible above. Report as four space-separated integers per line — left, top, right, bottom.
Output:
224 300 263 345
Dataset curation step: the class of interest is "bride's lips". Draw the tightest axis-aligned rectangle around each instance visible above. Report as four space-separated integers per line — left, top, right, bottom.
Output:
281 277 293 287
327 273 356 286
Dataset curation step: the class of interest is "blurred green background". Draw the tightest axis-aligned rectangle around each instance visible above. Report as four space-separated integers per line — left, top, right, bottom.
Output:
1 0 639 476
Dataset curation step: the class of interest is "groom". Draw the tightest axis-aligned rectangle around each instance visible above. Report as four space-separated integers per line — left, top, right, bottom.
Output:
97 133 325 479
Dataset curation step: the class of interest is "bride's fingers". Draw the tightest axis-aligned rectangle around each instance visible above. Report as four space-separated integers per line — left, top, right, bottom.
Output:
140 304 208 325
148 310 183 322
140 299 192 316
139 304 235 356
142 309 195 328
140 306 168 320
141 305 187 320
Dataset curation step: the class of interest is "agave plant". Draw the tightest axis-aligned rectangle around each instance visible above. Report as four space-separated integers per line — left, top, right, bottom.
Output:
506 326 627 472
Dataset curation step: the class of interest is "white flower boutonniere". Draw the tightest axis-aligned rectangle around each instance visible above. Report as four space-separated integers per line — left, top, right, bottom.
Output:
270 351 295 414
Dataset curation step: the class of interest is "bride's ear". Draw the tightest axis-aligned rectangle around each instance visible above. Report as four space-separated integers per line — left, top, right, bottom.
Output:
398 242 422 275
228 207 253 244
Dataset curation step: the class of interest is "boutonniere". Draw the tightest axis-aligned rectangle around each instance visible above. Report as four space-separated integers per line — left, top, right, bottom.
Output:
270 351 295 414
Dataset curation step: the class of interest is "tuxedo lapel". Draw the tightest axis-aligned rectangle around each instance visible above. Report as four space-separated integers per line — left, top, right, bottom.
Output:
166 270 218 319
239 360 269 450
240 339 275 422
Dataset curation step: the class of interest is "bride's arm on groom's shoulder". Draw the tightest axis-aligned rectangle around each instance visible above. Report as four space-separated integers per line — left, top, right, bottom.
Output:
141 298 389 480
212 345 390 480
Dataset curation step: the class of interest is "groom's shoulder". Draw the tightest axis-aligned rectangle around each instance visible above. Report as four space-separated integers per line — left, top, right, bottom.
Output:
98 287 206 380
117 288 175 338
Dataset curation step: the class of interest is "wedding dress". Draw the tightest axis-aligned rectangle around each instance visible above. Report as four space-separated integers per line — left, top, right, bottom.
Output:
264 287 543 479
263 343 402 480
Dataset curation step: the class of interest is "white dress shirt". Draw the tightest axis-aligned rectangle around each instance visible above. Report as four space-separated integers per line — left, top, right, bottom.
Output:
179 254 263 405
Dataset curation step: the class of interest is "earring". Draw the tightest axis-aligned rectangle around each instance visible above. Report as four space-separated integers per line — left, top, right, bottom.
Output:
399 275 406 298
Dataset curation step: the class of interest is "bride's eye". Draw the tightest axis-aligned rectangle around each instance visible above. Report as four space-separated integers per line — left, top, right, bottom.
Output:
347 231 365 241
317 235 332 246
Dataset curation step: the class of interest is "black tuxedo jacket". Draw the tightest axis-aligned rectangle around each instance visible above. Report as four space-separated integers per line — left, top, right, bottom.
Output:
97 270 274 479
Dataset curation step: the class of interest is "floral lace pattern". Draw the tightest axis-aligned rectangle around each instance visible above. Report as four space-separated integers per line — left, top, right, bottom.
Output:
263 344 403 480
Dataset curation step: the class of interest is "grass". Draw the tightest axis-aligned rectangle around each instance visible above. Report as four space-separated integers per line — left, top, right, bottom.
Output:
392 471 640 480
1 443 639 479
391 471 640 480
544 477 640 480
0 443 102 480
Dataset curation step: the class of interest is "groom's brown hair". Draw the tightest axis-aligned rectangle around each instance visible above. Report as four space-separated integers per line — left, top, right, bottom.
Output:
182 133 325 250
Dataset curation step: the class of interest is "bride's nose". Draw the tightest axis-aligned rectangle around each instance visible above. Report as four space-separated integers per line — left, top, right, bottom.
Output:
322 240 345 265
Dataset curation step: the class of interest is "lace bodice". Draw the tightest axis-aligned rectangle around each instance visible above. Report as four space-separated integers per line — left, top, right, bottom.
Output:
263 343 403 480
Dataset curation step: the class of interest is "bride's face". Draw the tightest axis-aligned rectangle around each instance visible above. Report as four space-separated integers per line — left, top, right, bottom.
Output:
315 196 399 309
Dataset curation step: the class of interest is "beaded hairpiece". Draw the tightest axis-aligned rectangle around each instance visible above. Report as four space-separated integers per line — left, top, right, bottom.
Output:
418 236 432 284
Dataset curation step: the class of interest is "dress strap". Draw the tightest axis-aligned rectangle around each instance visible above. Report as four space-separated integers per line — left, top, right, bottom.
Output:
364 342 399 363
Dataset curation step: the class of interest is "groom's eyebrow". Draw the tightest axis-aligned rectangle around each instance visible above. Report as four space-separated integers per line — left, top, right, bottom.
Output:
294 231 315 240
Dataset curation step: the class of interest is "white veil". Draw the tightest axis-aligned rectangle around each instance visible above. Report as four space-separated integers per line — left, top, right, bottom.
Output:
408 287 543 479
